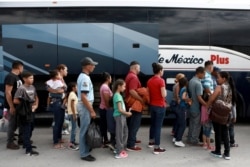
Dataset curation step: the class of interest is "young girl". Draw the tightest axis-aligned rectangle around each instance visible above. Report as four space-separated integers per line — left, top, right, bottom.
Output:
174 77 192 147
66 82 79 151
113 79 132 159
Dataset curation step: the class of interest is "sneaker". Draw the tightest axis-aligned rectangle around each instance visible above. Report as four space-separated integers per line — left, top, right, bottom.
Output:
148 142 155 148
7 142 20 150
210 151 222 158
72 142 79 146
223 153 231 160
26 150 39 156
62 130 70 135
175 141 185 147
115 151 128 159
172 138 176 143
81 155 96 161
153 147 166 155
230 143 239 147
126 146 142 151
68 143 79 151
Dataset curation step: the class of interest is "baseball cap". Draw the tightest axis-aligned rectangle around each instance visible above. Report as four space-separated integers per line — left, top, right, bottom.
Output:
81 57 98 66
213 66 221 72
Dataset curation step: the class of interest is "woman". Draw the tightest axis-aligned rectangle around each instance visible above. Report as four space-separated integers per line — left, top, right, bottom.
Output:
171 73 185 136
99 72 113 146
207 71 237 160
48 64 68 149
147 62 167 155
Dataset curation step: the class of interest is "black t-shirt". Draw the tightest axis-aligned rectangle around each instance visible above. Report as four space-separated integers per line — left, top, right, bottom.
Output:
4 72 22 109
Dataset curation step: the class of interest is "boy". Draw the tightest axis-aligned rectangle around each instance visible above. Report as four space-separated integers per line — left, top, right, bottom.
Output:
14 71 39 156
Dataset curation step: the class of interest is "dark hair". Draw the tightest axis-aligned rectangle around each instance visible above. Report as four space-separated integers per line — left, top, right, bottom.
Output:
21 71 33 78
66 82 77 99
56 64 67 71
204 60 213 67
152 62 163 74
130 61 139 66
179 77 188 89
101 72 111 83
113 79 125 93
12 60 24 69
49 69 59 79
219 71 237 105
195 66 205 74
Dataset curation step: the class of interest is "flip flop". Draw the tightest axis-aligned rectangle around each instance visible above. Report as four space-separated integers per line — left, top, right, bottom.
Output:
53 144 65 149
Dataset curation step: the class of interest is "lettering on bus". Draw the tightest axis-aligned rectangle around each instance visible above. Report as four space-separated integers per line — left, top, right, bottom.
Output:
210 54 229 64
158 54 204 64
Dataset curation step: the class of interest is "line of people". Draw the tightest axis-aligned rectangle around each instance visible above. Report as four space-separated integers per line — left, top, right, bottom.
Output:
3 58 238 161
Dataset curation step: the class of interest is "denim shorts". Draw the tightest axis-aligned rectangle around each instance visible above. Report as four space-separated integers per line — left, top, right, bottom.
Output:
203 122 212 137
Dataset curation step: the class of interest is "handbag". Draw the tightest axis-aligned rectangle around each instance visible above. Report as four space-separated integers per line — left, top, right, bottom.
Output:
209 86 232 125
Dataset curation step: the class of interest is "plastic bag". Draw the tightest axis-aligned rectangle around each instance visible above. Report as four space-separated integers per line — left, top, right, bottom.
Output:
86 121 102 148
0 117 9 132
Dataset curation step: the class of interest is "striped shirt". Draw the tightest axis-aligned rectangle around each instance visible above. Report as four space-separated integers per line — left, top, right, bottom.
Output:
201 71 214 92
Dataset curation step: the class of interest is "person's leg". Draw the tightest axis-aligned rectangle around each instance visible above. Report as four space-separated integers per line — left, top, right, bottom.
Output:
122 116 128 151
115 116 123 154
78 103 91 158
7 111 17 145
213 122 222 154
127 110 142 148
154 107 165 147
229 123 235 145
58 107 65 141
52 102 61 144
188 112 194 143
175 108 186 142
192 111 201 144
69 115 76 143
222 124 230 156
149 106 156 143
99 108 108 143
23 122 32 153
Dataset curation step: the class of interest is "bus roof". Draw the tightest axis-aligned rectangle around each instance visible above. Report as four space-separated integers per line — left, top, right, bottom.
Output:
0 0 250 10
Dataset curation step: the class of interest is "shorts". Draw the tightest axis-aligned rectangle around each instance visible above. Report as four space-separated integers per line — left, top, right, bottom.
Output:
203 122 212 137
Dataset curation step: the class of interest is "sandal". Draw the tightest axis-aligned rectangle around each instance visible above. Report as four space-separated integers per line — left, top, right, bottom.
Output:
230 143 239 147
59 139 68 143
53 144 65 149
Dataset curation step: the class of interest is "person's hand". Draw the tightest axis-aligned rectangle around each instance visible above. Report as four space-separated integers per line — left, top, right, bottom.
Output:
126 111 132 117
231 118 236 123
9 106 16 115
90 111 96 119
32 105 38 112
73 114 77 121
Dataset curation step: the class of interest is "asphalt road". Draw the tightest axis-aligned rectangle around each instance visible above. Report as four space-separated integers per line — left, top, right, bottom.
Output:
0 124 249 167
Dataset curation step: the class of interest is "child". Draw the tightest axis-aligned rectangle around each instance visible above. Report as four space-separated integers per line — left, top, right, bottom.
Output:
14 71 39 156
46 70 66 108
66 82 79 151
173 77 192 147
113 79 132 159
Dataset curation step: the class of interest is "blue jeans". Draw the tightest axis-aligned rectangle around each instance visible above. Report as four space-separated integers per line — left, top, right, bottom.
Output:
229 123 235 144
174 106 186 141
22 121 32 152
68 114 77 143
127 110 142 148
51 100 65 144
77 102 91 158
149 105 166 146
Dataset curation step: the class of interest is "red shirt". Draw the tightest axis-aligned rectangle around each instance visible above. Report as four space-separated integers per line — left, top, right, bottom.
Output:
147 75 166 107
125 71 141 98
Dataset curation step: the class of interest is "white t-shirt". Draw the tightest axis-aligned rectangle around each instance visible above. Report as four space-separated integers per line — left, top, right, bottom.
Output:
46 79 64 89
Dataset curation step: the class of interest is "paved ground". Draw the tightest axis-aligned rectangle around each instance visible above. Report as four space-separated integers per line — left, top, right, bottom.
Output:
0 124 249 167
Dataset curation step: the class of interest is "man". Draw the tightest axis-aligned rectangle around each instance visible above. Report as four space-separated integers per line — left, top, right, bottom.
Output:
77 57 97 162
187 66 206 145
125 61 143 151
5 60 24 149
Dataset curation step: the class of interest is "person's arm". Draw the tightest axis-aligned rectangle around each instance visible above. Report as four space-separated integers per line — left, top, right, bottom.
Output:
32 96 39 112
103 92 111 109
71 99 77 120
161 87 167 98
196 83 207 106
232 105 237 123
5 85 15 115
117 102 132 117
81 93 96 119
207 85 221 106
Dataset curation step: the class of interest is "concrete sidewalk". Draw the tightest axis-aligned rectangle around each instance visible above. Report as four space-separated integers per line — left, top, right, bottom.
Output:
0 125 249 167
